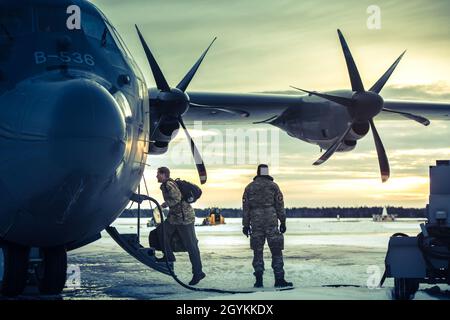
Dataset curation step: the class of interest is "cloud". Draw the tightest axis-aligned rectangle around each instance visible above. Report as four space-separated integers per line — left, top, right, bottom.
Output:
261 82 450 102
93 0 450 92
382 81 450 101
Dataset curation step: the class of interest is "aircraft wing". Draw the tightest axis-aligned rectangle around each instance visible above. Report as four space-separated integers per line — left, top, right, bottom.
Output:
381 99 450 120
184 92 301 124
185 92 450 123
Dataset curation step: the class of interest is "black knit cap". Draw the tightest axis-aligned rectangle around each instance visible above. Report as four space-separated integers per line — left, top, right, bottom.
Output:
257 164 269 176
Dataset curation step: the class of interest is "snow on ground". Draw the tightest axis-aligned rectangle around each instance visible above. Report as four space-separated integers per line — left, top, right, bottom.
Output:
59 218 448 300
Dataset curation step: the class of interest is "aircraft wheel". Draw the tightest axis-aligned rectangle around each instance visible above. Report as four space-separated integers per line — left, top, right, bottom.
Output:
393 278 419 300
1 242 30 297
37 246 67 295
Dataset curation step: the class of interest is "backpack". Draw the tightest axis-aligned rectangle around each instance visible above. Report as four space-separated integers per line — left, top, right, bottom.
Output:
149 225 187 252
174 178 202 203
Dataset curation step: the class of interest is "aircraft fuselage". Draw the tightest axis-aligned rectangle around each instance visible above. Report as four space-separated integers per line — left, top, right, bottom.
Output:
0 0 149 248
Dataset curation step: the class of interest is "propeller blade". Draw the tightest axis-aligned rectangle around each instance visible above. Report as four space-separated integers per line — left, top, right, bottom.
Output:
369 119 390 183
190 102 249 117
370 51 406 94
135 25 171 92
337 29 365 92
313 123 353 165
178 117 207 184
176 37 217 92
290 86 354 108
382 108 430 126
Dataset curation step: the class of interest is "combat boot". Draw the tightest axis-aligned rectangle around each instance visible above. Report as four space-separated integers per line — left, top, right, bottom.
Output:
254 272 263 288
274 277 293 288
189 272 206 286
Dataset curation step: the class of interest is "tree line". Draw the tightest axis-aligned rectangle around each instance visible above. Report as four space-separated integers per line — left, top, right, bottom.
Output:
121 206 426 218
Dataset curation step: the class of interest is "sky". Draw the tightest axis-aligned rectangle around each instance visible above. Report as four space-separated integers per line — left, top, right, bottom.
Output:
91 0 450 208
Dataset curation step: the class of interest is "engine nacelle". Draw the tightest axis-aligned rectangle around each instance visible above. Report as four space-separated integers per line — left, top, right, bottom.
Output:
148 141 169 155
319 140 356 153
337 140 356 152
346 122 370 141
148 119 180 155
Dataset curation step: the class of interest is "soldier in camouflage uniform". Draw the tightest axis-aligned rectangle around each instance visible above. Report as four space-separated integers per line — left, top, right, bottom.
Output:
156 167 205 285
242 164 293 288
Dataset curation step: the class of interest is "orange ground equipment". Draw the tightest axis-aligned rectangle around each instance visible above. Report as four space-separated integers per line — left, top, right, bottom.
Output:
202 209 225 226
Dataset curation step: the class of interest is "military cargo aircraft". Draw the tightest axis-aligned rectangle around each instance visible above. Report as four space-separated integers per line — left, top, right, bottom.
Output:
0 0 449 296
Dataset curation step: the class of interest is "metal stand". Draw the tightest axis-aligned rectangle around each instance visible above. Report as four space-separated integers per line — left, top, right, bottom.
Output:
383 160 450 299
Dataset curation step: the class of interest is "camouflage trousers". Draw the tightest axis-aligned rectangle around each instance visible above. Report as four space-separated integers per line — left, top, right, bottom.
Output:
250 226 284 279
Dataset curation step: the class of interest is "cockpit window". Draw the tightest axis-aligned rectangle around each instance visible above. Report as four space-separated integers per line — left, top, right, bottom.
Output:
34 7 119 51
107 24 133 59
36 7 72 33
106 22 143 76
0 7 32 37
81 13 114 48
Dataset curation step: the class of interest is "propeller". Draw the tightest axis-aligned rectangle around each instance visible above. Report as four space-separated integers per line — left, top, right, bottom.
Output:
291 29 430 183
135 25 218 184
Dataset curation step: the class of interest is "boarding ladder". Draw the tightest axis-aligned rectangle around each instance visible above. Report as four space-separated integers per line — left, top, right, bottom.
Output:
106 188 172 276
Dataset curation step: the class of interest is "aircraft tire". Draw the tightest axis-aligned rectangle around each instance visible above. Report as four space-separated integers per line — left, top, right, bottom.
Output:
37 246 67 295
1 242 30 297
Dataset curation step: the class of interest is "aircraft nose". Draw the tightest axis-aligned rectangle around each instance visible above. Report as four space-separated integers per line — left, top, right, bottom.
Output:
0 78 128 245
48 79 127 176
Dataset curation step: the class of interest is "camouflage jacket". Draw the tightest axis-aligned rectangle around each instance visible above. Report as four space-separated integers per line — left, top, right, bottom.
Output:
160 179 195 225
242 176 286 229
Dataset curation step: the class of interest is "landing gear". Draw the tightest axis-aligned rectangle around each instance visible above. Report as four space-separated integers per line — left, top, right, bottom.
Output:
1 242 30 297
36 246 67 295
0 244 68 297
393 278 419 300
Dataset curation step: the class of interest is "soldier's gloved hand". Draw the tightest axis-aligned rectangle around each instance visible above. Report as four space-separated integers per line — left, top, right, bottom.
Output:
242 226 251 237
279 223 287 234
